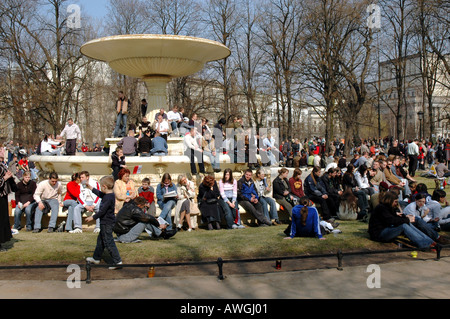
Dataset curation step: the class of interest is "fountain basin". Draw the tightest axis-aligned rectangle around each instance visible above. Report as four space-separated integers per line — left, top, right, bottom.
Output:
80 34 231 119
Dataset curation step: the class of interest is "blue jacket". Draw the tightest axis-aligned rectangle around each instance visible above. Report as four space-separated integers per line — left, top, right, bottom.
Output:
156 183 177 207
237 177 259 202
150 136 168 155
290 205 323 239
304 174 328 197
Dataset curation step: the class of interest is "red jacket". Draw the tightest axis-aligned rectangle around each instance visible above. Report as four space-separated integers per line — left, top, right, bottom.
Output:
138 187 154 204
64 181 80 201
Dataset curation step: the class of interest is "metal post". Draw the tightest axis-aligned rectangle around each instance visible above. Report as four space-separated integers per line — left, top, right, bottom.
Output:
86 261 92 284
436 244 442 261
217 257 224 280
337 249 343 271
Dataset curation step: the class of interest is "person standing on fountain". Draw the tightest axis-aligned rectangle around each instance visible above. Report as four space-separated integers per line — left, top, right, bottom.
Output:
183 127 205 175
60 118 82 156
113 91 131 138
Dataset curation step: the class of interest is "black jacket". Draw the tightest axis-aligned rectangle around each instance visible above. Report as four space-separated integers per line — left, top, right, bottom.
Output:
111 151 125 169
368 203 410 241
138 135 152 153
15 180 37 204
113 201 159 235
320 173 340 197
272 176 291 200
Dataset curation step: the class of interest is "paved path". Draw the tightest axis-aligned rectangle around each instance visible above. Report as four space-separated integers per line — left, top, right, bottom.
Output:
1 257 449 299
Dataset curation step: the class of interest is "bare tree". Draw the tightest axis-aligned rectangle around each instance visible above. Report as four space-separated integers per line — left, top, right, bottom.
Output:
202 0 241 122
260 0 303 139
0 0 96 141
300 0 360 150
378 0 416 140
336 0 375 156
233 0 267 129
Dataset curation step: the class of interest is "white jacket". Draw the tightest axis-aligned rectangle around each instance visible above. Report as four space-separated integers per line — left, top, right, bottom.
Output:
78 179 101 207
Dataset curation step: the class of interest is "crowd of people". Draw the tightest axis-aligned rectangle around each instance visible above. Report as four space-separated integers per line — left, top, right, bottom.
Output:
2 93 450 262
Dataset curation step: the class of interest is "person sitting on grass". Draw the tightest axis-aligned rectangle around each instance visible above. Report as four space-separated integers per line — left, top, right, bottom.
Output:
284 197 327 240
85 175 122 270
113 196 175 243
427 189 450 231
368 191 443 250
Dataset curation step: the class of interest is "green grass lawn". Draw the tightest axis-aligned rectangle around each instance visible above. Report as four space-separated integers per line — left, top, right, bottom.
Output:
2 175 448 267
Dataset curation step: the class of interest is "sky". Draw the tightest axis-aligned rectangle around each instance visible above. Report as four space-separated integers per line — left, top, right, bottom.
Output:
75 0 109 19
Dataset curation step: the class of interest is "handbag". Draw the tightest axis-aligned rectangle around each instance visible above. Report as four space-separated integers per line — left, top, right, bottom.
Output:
205 198 218 204
190 199 200 215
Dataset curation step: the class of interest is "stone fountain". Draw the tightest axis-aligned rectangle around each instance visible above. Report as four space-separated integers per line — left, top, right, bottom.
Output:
80 34 231 121
29 34 251 183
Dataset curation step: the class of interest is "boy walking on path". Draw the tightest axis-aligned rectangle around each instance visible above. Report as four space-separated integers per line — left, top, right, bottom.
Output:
85 176 122 269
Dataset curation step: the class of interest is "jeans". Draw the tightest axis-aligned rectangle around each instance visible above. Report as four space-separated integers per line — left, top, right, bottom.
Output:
14 204 33 230
73 202 100 229
218 199 238 228
260 196 279 221
117 222 162 242
239 200 271 226
185 149 205 174
140 153 151 157
63 199 78 231
65 139 77 155
412 216 439 242
203 150 220 170
93 224 122 264
34 199 60 230
355 190 370 214
158 200 176 230
30 168 39 180
113 112 128 137
41 149 61 156
408 155 418 177
378 222 434 249
117 223 146 243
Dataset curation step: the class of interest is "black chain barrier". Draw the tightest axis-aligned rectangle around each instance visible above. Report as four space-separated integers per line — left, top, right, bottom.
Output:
0 245 446 284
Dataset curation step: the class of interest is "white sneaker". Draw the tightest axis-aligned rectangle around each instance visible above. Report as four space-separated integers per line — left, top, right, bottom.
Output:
69 228 83 234
93 228 100 233
86 257 100 264
109 261 123 270
11 229 19 235
187 228 192 232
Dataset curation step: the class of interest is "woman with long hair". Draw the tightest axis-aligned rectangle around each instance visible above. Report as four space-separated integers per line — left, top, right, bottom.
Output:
218 168 245 229
289 168 305 201
343 163 370 217
198 174 221 230
304 166 335 222
354 164 376 196
284 197 326 240
63 172 81 232
40 133 63 156
156 173 178 230
337 187 361 220
272 168 294 216
174 174 196 232
368 191 438 249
